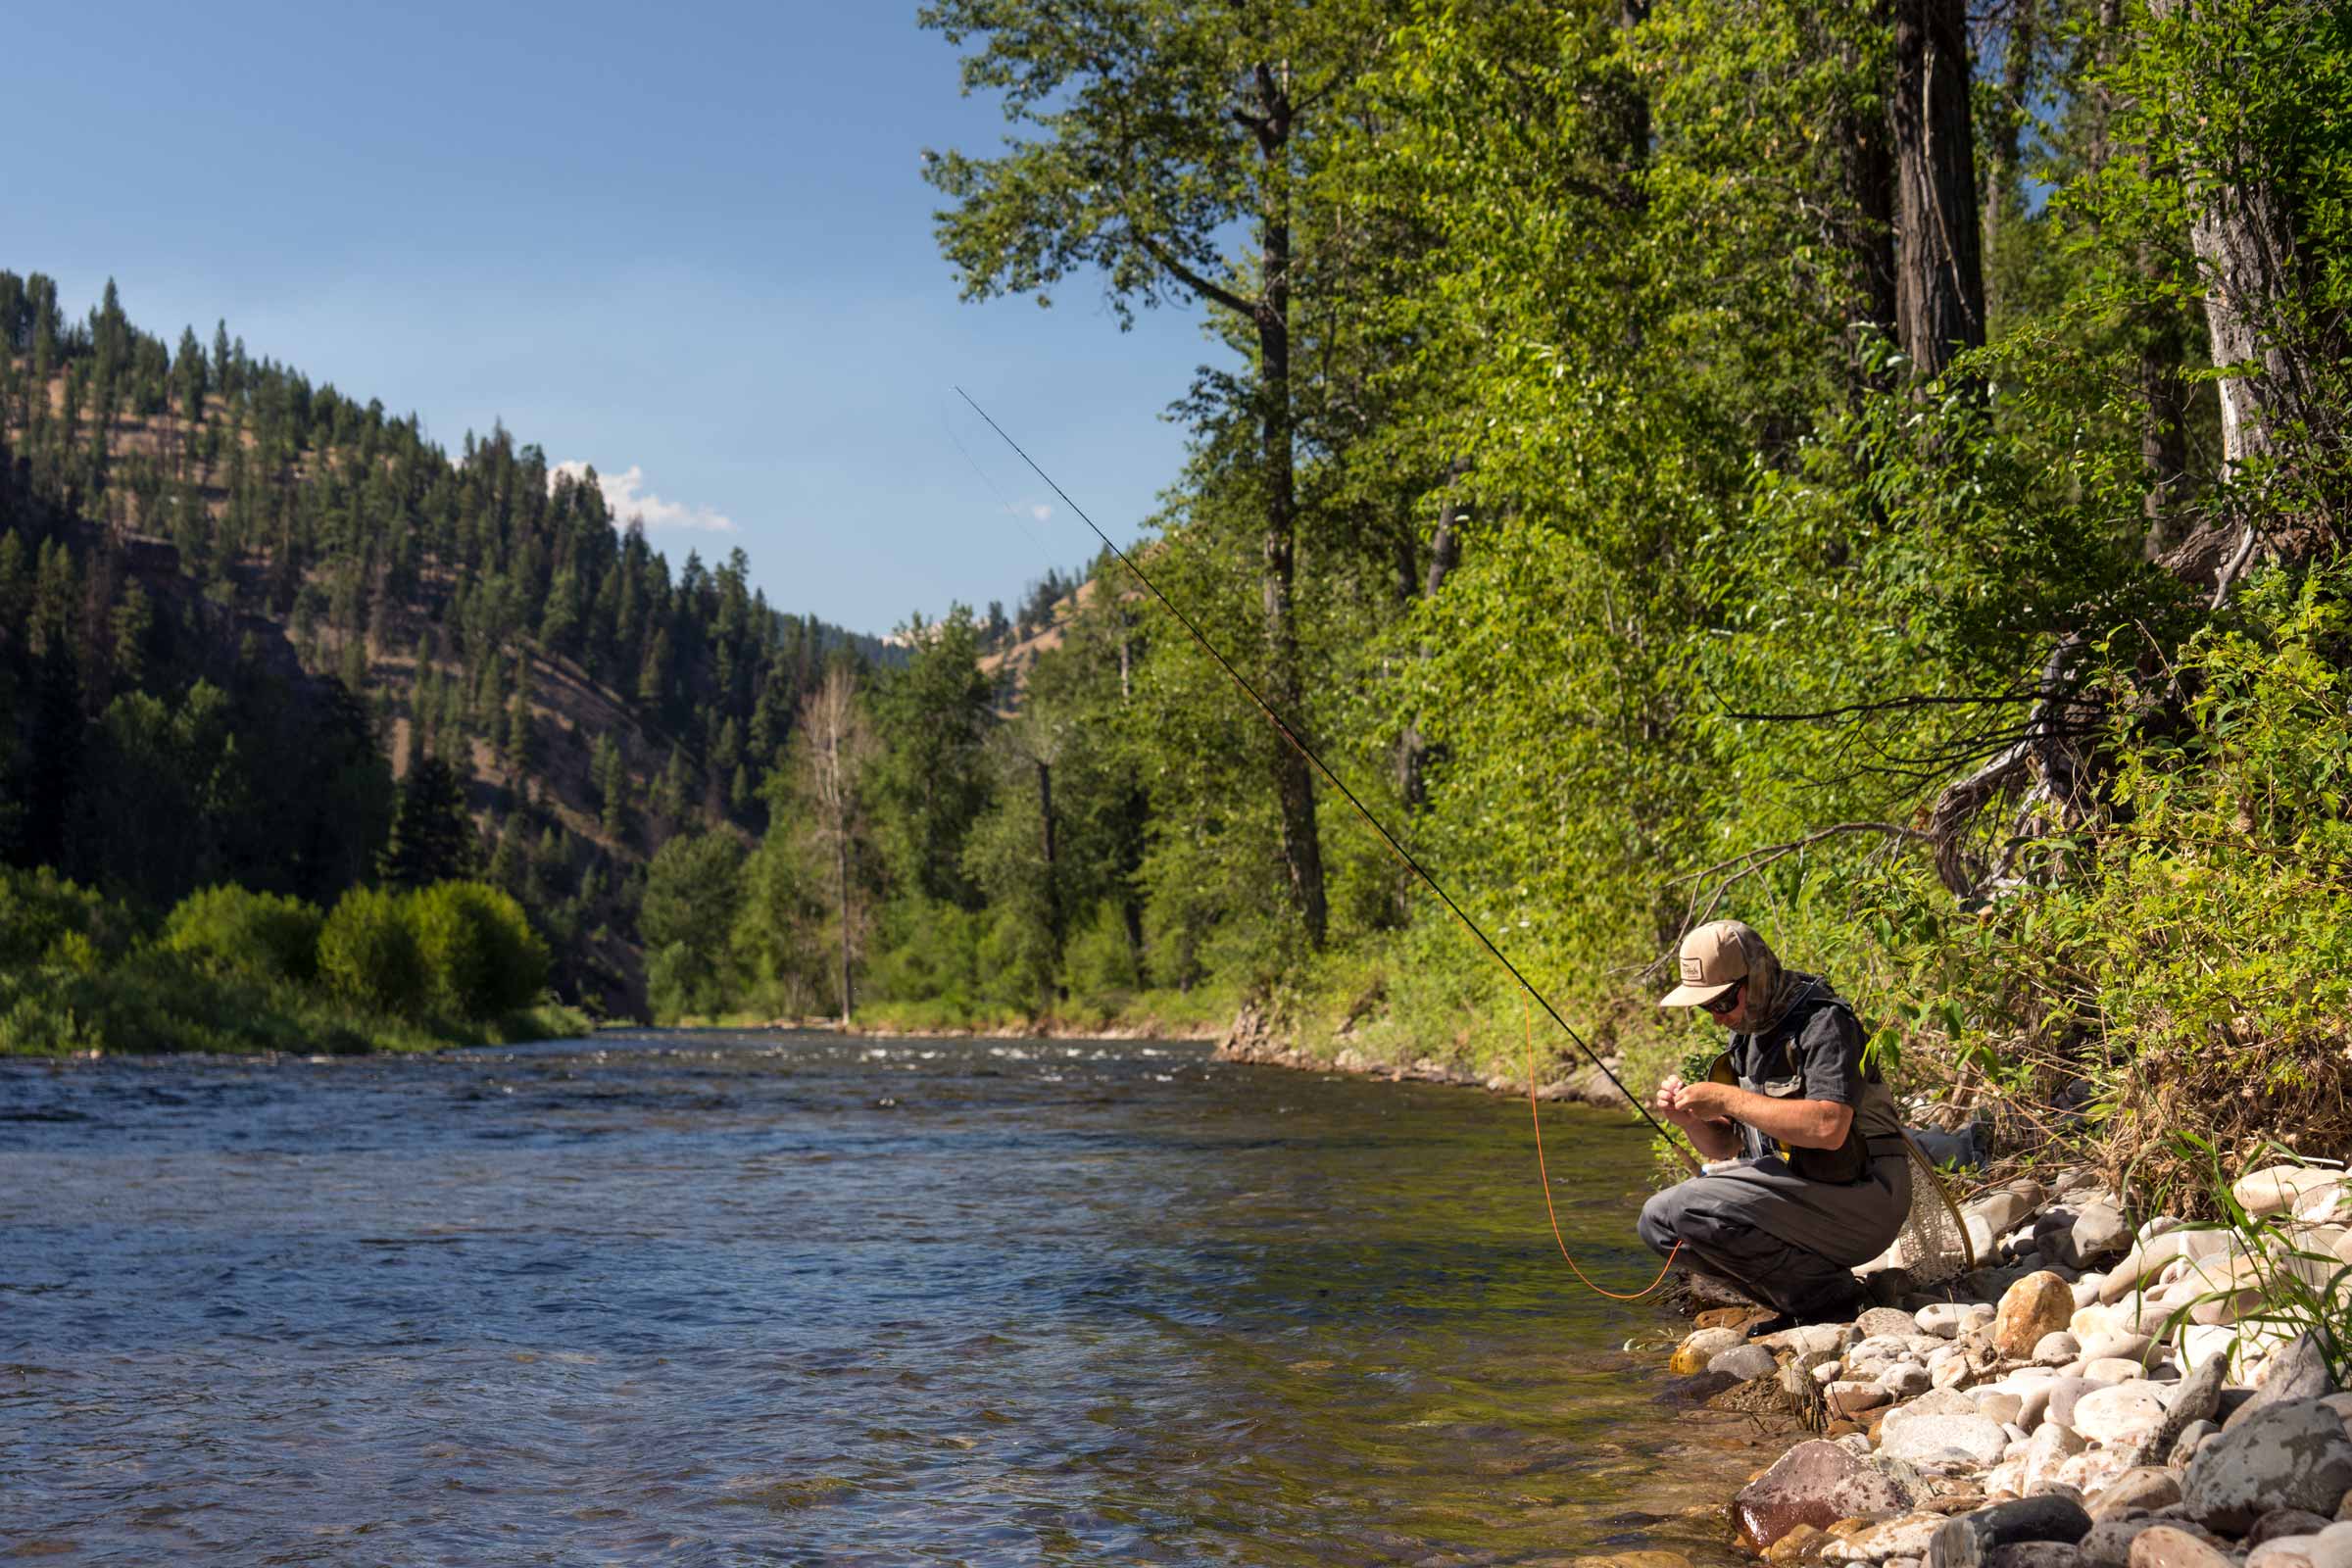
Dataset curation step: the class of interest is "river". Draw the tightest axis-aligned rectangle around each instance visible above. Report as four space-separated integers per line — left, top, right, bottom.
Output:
0 1032 1779 1565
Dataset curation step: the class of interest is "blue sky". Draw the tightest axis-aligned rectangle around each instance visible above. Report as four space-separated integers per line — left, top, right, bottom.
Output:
11 1 1218 635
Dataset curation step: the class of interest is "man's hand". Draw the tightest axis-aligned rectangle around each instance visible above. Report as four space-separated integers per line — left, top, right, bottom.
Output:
1655 1072 1740 1162
1667 1080 1734 1123
1653 1074 1728 1130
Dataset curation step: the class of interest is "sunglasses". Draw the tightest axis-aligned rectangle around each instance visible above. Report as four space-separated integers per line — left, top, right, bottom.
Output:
1700 981 1744 1016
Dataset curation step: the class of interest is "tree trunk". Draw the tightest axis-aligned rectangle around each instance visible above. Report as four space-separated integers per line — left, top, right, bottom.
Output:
834 754 853 1029
1890 0 1985 377
1252 67 1327 951
2147 0 2322 599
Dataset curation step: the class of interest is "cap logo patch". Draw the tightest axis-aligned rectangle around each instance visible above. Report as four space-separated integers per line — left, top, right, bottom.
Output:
1681 956 1703 981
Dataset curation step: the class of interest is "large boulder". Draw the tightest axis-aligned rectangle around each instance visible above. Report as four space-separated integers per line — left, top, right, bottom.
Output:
1734 1438 1921 1550
2182 1400 2352 1536
1998 1273 2081 1358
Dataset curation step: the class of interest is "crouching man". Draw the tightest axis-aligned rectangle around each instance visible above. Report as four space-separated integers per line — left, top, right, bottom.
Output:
1639 919 1911 1331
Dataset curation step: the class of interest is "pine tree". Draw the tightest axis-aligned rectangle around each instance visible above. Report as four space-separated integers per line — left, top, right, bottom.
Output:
379 756 480 887
506 662 536 772
637 628 672 709
594 735 631 844
109 580 152 687
488 811 528 894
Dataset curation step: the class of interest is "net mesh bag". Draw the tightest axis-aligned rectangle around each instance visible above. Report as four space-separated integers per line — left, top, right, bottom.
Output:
1876 1133 1977 1284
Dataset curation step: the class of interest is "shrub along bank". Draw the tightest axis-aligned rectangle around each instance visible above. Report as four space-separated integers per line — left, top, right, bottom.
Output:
0 867 584 1054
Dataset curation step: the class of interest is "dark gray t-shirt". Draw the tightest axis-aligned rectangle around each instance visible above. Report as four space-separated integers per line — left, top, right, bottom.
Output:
1731 979 1903 1152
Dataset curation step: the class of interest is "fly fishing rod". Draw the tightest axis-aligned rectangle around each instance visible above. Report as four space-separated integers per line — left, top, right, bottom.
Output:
956 387 1701 1183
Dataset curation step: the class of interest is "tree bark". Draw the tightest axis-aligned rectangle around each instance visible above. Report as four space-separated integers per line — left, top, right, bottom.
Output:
2147 0 2324 599
835 807 853 1028
1891 0 1985 377
1251 65 1327 951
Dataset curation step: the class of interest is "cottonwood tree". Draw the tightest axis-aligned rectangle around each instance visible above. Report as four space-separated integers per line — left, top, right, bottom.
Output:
920 0 1392 950
798 664 875 1025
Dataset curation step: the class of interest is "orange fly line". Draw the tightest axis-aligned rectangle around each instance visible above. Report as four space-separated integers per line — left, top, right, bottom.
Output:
1523 989 1683 1299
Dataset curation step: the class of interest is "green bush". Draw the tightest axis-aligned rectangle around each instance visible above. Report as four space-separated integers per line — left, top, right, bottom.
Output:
406 881 549 1017
163 885 323 984
0 866 135 969
318 886 427 1016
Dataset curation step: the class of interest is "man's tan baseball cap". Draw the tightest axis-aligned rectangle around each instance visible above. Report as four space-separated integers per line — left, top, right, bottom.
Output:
1658 919 1750 1008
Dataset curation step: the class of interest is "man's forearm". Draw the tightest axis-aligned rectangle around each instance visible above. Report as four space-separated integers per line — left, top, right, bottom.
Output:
1719 1088 1853 1150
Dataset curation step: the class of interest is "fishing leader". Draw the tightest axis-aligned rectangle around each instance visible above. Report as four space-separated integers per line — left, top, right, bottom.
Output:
1637 919 1911 1332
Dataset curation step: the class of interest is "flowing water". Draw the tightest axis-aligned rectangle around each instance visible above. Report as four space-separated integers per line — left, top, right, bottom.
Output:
0 1032 1783 1565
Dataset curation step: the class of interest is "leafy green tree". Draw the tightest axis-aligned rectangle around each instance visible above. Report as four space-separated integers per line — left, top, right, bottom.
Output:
163 885 322 984
74 681 244 907
406 880 549 1016
868 607 994 907
640 831 746 1019
921 0 1397 949
318 885 427 1015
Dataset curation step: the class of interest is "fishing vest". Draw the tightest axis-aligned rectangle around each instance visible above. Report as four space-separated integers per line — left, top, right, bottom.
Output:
1706 984 1907 1185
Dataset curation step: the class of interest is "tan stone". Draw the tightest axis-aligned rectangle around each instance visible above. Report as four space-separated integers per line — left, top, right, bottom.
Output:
2128 1524 2235 1568
1997 1271 2079 1357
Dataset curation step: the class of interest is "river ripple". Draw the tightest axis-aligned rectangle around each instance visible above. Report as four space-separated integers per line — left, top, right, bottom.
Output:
0 1032 1774 1565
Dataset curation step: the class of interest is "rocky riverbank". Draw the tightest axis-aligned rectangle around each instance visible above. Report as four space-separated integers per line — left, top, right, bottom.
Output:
1212 1016 1631 1103
1662 1162 2352 1566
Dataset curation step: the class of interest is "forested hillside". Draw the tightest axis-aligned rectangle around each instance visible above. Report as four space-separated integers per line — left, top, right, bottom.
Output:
0 273 888 1016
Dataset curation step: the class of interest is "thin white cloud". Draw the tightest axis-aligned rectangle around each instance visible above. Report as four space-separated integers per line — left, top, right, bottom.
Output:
552 460 738 534
1028 502 1054 522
